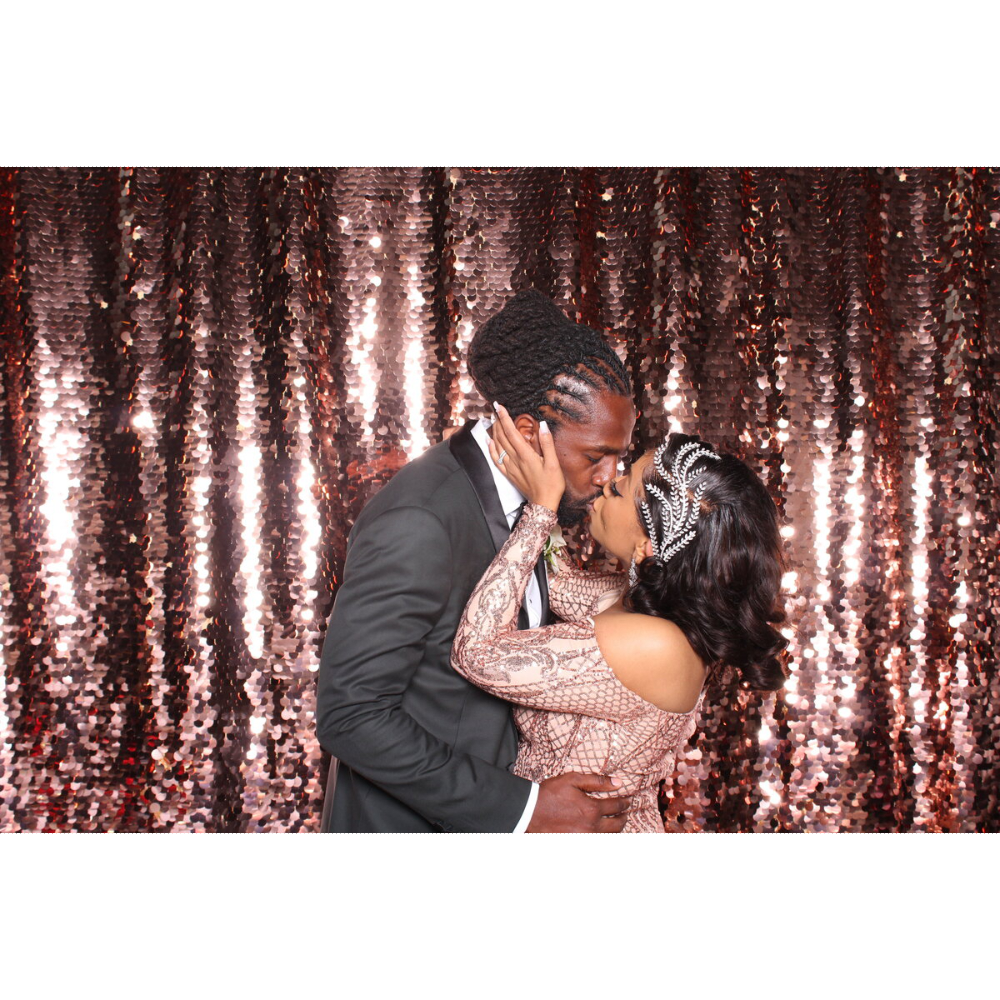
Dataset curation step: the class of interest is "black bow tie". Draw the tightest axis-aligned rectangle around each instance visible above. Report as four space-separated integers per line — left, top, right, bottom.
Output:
510 500 528 530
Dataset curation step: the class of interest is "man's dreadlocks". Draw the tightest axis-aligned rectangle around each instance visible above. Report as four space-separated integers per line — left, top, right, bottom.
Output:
467 289 632 423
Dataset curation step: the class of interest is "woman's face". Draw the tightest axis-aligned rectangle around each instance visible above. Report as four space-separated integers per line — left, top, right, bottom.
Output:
588 450 654 564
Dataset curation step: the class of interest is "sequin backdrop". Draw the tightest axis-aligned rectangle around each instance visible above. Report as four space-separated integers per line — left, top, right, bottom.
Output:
1 168 997 833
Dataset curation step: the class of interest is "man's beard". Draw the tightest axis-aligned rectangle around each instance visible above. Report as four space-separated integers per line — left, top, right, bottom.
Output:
556 491 600 528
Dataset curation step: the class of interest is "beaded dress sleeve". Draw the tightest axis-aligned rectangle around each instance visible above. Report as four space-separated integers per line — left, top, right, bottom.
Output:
547 552 625 622
451 503 641 722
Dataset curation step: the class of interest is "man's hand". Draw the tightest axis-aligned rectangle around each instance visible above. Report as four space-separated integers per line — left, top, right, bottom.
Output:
526 772 632 833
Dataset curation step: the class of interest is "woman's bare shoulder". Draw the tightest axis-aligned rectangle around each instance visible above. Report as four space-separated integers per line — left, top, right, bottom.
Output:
593 610 706 714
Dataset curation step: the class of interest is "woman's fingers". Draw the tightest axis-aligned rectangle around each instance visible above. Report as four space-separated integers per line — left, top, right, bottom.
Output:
491 403 564 512
491 415 520 475
538 420 557 467
494 402 535 461
490 411 529 490
491 407 516 461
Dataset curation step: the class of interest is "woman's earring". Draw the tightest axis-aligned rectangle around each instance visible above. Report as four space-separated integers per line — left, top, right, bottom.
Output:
628 557 638 588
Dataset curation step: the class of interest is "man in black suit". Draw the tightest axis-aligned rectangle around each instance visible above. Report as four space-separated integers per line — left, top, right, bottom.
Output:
317 290 637 832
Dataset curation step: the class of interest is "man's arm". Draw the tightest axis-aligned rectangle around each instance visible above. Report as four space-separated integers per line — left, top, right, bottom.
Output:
316 505 532 833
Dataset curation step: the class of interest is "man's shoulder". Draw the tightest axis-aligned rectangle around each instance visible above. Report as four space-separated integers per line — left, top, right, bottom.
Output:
356 438 472 525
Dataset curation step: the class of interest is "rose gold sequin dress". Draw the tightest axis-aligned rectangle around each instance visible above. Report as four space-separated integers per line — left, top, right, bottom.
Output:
452 503 704 833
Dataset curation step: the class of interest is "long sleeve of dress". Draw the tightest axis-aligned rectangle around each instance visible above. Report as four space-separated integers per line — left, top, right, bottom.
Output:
547 553 625 622
451 503 641 723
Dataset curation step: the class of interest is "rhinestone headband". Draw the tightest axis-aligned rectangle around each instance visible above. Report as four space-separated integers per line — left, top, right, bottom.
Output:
639 441 721 566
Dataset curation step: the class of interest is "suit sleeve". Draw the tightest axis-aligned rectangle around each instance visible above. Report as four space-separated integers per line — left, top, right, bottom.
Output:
452 503 639 722
316 504 532 833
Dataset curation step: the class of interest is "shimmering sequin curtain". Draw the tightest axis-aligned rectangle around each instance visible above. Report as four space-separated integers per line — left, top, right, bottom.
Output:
1 168 997 833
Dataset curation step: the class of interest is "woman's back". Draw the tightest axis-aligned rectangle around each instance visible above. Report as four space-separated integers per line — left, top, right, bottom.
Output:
593 603 707 715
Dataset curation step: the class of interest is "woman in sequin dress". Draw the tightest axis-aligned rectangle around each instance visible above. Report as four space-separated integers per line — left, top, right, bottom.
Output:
452 403 788 832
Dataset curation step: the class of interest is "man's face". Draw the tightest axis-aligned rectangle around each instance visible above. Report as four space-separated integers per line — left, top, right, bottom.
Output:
549 392 636 527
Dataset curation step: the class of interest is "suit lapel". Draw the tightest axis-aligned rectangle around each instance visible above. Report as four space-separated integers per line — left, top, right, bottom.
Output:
449 421 510 554
450 420 531 631
535 558 551 626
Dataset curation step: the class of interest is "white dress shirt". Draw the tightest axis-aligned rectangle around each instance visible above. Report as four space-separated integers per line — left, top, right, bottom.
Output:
470 417 542 832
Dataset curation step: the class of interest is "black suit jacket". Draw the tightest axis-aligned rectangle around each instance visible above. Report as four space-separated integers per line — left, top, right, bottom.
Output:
316 421 547 832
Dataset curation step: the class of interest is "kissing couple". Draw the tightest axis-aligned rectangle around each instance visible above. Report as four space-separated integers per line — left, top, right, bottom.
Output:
317 289 787 833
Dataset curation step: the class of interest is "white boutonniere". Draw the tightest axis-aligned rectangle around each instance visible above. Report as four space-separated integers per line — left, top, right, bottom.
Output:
542 527 567 574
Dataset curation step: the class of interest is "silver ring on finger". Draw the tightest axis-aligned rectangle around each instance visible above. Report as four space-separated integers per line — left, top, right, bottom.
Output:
497 449 508 465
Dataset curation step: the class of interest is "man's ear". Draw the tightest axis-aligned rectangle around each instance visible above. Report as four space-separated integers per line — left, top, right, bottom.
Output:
512 414 542 455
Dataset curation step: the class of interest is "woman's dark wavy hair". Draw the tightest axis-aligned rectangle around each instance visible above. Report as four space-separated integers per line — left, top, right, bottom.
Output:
623 432 789 692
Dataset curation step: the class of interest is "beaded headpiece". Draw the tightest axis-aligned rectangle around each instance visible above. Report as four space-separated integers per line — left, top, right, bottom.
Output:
639 440 721 566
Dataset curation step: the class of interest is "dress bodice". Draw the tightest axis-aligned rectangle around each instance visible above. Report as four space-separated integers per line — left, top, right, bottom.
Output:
452 503 703 833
